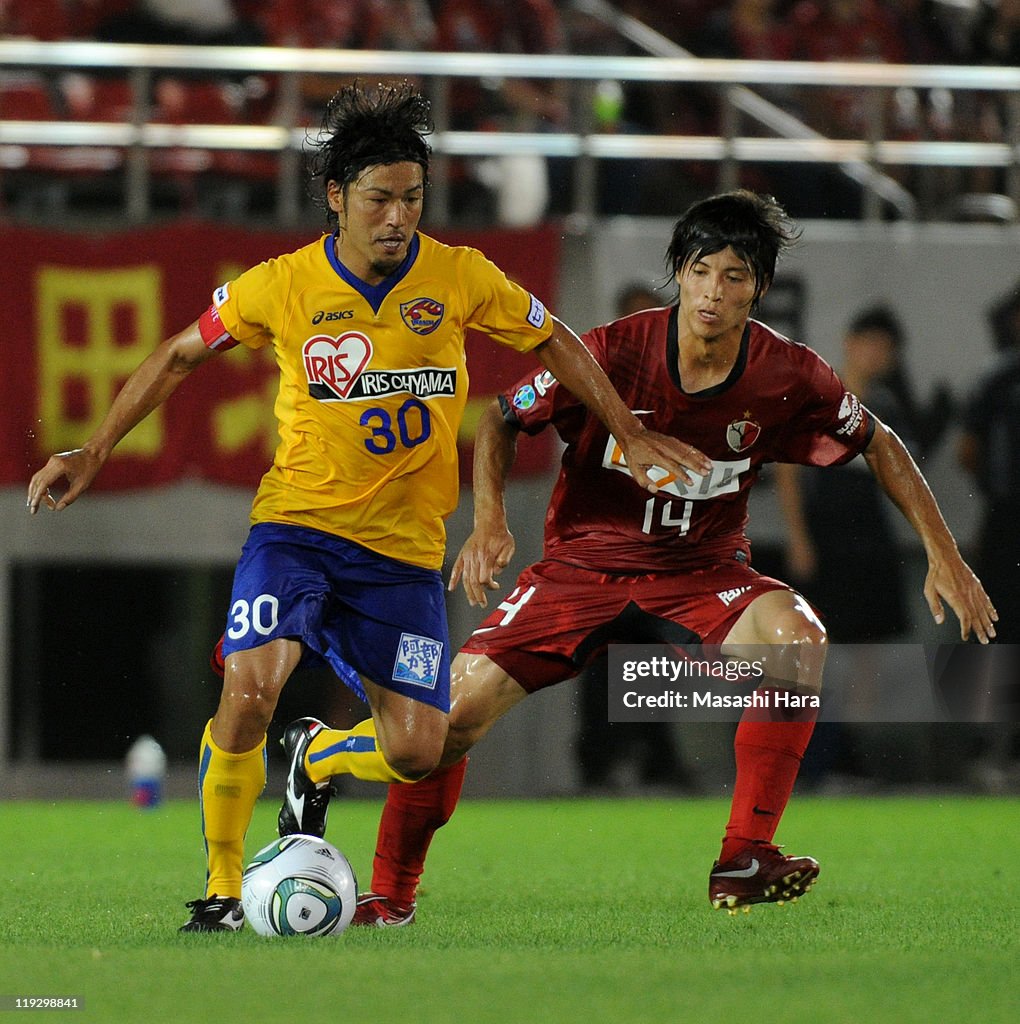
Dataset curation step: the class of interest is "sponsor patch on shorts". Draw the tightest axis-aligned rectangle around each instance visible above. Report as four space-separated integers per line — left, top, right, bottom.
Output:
392 633 444 690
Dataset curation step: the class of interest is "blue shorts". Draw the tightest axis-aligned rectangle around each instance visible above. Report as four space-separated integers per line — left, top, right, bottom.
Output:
221 522 451 712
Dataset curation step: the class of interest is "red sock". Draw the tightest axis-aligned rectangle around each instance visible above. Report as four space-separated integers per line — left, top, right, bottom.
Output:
719 688 816 863
370 757 468 907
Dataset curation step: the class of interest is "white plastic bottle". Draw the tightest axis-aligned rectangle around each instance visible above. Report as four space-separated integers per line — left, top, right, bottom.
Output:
125 735 167 808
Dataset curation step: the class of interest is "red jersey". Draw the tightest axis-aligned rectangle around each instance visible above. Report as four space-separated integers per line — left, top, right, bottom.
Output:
502 306 874 573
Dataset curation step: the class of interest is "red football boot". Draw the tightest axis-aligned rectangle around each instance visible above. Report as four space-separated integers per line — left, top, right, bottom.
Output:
709 841 819 914
351 891 416 927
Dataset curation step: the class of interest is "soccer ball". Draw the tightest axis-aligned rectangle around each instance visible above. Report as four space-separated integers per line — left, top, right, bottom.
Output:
241 834 358 937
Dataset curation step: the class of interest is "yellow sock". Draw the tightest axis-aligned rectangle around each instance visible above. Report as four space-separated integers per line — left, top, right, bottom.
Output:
305 718 413 784
198 720 266 900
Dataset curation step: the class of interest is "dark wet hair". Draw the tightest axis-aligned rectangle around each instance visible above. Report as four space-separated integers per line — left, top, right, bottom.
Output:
665 190 800 308
307 81 433 229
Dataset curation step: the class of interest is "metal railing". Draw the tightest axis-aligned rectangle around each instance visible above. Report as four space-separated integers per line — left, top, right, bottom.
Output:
3 38 1020 223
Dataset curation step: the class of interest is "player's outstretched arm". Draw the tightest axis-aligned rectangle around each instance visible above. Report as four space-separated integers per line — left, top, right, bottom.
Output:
535 317 712 493
27 321 217 514
449 401 519 608
863 418 998 643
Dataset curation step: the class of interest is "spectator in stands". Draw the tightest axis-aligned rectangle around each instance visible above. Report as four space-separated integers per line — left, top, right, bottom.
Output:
969 0 1020 66
792 0 906 142
696 0 807 201
588 79 659 216
609 0 714 51
889 0 969 65
97 0 263 46
883 2 974 213
958 0 1020 202
257 0 437 120
701 0 798 63
775 304 951 785
434 0 568 225
775 305 940 643
60 2 133 40
436 0 567 135
258 0 434 52
364 0 437 51
958 281 1020 646
1 0 71 39
956 280 1020 788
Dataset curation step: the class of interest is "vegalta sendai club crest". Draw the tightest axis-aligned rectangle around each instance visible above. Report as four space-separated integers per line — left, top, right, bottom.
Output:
399 297 444 335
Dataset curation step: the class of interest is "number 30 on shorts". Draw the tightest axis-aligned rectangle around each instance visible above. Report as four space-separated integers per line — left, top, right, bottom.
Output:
227 594 280 639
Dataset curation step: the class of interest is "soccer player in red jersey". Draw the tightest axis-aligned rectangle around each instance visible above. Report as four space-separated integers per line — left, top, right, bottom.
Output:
285 190 997 922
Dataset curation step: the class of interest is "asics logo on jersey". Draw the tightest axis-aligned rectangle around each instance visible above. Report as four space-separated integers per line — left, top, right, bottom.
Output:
717 586 753 607
311 309 354 324
604 436 750 500
400 297 445 335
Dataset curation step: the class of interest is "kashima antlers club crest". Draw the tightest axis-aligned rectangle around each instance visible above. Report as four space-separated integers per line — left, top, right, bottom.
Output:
726 414 761 453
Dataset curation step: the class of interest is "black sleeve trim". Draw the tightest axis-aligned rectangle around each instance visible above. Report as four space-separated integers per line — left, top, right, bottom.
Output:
497 393 524 430
862 407 878 449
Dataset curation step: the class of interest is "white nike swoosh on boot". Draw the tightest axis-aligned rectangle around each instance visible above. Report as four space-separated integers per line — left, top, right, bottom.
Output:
712 858 759 879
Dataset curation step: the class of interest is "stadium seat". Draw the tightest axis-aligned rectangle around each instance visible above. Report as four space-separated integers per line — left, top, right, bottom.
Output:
0 75 75 208
150 77 281 215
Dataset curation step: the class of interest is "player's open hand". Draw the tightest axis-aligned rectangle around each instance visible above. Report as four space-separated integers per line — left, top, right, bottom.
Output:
617 426 712 495
924 549 998 644
27 447 103 514
449 521 516 608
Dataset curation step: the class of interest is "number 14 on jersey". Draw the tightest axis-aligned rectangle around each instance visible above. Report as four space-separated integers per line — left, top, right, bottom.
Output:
642 496 693 536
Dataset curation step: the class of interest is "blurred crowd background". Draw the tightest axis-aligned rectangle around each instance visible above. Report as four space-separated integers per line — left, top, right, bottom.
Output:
4 1 1020 222
2 1 1017 797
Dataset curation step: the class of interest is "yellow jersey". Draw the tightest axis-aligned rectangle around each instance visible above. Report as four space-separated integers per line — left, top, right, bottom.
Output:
204 232 552 569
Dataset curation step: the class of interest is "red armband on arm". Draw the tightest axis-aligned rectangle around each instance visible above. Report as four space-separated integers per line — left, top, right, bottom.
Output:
198 303 239 352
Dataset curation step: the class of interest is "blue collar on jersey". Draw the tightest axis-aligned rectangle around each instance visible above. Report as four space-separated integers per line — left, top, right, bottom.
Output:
323 231 421 314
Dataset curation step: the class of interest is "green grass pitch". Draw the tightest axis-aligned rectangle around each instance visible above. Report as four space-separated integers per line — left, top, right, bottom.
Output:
0 796 1016 1024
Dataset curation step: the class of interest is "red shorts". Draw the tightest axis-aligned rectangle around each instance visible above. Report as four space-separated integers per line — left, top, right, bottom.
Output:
461 557 792 692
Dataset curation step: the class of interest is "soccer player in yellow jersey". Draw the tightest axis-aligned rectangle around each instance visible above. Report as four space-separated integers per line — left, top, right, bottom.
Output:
27 82 709 932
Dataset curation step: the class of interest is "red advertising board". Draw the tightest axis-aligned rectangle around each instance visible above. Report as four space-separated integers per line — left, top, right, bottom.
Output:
1 222 560 491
